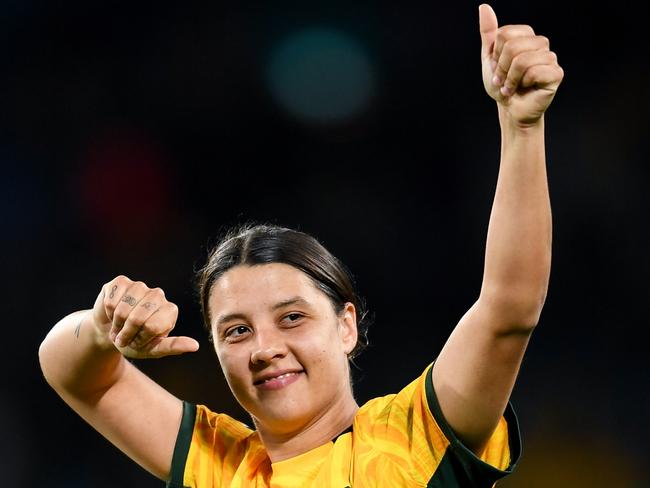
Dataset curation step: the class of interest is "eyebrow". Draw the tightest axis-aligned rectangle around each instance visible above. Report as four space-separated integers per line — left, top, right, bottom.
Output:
214 296 314 329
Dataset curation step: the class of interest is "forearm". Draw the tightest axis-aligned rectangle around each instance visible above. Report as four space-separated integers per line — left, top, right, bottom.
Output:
479 108 551 328
39 310 128 401
38 277 194 480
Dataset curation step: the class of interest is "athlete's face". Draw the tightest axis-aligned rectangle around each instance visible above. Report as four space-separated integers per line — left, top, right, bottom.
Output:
209 263 358 434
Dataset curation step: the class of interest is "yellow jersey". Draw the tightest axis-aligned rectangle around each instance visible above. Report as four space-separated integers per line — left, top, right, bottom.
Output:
167 363 520 487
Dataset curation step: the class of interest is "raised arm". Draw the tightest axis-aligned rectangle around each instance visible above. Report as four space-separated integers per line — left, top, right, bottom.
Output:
431 3 563 454
38 276 199 480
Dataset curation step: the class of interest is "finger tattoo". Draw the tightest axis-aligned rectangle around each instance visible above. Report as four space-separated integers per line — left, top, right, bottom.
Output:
109 285 118 299
122 295 137 306
141 302 156 310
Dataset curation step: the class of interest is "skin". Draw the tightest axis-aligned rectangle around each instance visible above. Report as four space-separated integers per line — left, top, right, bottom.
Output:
209 263 359 461
38 2 563 481
431 4 562 454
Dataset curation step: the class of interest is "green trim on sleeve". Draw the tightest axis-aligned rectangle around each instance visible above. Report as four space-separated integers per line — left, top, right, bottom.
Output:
166 401 197 488
424 364 522 487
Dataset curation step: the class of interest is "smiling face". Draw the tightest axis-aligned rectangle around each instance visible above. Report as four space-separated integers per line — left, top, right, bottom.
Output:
209 263 358 435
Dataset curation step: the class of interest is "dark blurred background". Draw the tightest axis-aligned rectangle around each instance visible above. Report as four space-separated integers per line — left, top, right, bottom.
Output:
3 0 648 486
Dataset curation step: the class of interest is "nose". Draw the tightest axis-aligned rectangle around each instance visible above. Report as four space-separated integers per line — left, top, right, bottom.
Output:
250 327 287 365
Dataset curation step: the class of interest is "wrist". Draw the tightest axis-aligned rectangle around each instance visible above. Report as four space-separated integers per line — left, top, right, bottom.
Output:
498 109 545 148
497 104 545 135
84 311 118 352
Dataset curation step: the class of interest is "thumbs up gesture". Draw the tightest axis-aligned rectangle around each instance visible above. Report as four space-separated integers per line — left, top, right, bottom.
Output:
479 4 564 127
92 275 200 359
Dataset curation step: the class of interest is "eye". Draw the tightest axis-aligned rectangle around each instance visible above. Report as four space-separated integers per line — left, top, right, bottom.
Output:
282 313 304 325
225 325 251 341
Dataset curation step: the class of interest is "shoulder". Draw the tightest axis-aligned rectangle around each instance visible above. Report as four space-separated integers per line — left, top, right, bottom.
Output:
348 364 522 486
168 402 262 487
193 403 255 441
352 363 443 449
355 363 434 423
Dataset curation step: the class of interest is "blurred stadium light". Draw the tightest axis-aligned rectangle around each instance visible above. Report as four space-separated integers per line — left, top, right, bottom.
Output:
265 27 376 125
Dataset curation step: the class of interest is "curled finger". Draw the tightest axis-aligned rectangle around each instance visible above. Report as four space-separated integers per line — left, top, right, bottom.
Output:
121 297 177 350
492 24 536 63
103 275 132 323
501 49 557 96
520 63 564 90
110 281 149 344
492 35 550 88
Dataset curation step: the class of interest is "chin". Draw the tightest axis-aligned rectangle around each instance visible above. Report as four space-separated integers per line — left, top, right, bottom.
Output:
249 401 314 434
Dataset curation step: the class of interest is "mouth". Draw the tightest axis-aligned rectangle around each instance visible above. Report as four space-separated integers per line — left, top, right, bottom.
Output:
254 370 304 390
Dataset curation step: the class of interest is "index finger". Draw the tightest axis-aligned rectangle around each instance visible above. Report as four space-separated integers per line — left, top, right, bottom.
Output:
493 24 536 61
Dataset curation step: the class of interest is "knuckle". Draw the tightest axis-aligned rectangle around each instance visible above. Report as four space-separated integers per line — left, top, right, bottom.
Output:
115 275 131 284
153 287 166 298
502 38 522 60
133 280 146 288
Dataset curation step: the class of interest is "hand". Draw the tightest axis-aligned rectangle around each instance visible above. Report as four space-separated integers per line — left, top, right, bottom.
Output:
479 4 564 127
92 275 200 359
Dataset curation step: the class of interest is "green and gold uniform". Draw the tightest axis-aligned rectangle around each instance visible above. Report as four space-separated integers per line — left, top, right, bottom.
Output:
167 363 521 487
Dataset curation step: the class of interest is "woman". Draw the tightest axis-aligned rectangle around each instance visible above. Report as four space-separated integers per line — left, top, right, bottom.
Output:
39 4 563 486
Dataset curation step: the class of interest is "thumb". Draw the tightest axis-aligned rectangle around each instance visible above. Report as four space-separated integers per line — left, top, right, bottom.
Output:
147 336 200 358
479 3 498 59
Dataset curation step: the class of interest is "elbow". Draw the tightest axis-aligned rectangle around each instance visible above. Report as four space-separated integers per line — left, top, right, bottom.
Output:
38 334 57 388
517 301 545 330
513 289 547 329
38 335 50 378
479 287 547 333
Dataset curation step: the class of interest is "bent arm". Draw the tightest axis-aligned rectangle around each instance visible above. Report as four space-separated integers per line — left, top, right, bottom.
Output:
481 113 551 324
431 4 562 456
39 300 188 480
432 114 549 454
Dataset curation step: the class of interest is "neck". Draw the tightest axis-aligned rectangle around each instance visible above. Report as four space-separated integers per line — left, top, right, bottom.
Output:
255 391 359 463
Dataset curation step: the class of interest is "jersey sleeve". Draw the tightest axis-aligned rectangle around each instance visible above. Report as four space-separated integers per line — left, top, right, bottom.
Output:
360 362 521 487
166 401 255 488
423 363 522 487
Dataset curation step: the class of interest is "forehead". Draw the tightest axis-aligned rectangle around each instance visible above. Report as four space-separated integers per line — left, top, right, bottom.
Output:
209 263 324 314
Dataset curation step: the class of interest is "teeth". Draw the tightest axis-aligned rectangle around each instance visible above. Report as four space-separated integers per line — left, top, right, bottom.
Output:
263 372 297 383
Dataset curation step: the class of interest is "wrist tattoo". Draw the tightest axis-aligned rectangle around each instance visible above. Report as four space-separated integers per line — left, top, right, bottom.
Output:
121 295 137 306
74 317 83 338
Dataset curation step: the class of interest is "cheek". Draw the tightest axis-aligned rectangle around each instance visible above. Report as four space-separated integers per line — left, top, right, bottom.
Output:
295 330 344 371
216 348 248 385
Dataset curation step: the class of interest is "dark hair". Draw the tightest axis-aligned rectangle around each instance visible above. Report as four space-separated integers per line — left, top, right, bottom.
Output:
195 223 370 359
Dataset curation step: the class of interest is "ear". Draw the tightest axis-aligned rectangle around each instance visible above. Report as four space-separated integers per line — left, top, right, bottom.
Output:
338 302 358 355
